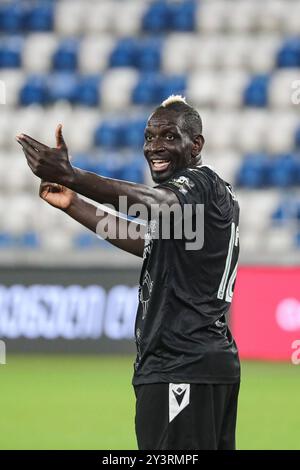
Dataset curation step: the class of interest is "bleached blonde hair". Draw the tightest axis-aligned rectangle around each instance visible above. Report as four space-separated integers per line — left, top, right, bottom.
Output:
161 94 188 107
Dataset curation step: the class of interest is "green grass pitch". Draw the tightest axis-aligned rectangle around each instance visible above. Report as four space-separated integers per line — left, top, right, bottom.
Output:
0 355 299 449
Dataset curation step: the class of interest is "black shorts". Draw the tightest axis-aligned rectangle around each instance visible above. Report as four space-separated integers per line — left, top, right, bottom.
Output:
134 382 240 450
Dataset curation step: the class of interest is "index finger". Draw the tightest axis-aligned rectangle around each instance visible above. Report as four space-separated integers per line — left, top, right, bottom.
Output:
17 134 50 151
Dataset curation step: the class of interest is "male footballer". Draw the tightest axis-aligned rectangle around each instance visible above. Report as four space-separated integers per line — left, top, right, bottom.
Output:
17 95 240 450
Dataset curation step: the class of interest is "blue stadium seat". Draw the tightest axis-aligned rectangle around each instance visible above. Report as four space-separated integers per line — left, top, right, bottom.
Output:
47 72 78 103
0 233 14 249
52 39 79 71
24 3 54 32
19 75 48 106
276 37 300 68
142 1 170 32
170 0 196 31
0 37 22 68
74 75 101 107
109 38 137 68
120 161 145 184
132 73 162 105
94 121 126 148
135 39 162 72
73 233 97 249
272 199 300 224
295 126 300 150
94 161 119 179
243 74 270 107
268 154 299 187
132 73 186 105
17 231 40 248
72 155 95 173
143 0 195 33
236 153 270 188
159 75 187 102
123 118 147 148
0 3 25 33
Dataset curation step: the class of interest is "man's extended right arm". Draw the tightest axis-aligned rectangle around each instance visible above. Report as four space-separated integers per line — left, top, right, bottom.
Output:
39 181 145 258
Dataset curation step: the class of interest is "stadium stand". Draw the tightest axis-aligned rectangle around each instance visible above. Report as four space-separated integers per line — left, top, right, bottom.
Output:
0 0 299 265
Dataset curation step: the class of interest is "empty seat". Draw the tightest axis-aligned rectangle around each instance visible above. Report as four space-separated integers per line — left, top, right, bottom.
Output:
192 36 221 69
142 1 170 33
187 71 219 106
0 36 23 68
272 198 300 224
54 0 85 35
162 33 195 74
268 154 300 187
248 35 280 72
236 153 270 188
136 38 162 72
0 2 25 33
94 120 125 148
195 0 226 33
123 118 147 148
205 112 238 151
132 73 163 105
236 110 269 153
23 33 57 73
264 112 298 153
265 226 294 253
217 71 248 108
0 111 13 148
85 1 114 33
269 69 300 108
256 0 286 32
31 102 74 145
100 68 138 110
170 0 196 32
74 74 101 107
225 1 258 33
0 69 24 106
19 74 48 106
113 1 147 36
47 72 78 103
276 37 300 68
79 35 115 73
243 74 271 107
24 2 54 32
52 39 79 72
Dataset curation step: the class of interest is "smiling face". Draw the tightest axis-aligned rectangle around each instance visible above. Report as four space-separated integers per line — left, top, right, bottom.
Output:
143 108 203 184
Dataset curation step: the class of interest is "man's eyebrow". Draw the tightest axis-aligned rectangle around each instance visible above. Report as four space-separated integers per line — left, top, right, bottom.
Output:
145 124 178 133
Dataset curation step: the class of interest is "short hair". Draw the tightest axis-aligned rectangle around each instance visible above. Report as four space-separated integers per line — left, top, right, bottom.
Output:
152 94 203 138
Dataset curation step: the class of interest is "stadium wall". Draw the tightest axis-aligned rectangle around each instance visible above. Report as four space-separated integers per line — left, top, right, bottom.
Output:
0 266 299 362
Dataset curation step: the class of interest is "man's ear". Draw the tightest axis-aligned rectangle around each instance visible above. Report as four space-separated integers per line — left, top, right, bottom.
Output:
191 135 205 158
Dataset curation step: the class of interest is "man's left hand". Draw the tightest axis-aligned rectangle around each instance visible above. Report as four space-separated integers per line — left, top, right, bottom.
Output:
16 124 75 185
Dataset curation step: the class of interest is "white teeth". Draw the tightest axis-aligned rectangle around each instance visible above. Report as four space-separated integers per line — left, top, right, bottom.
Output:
152 159 170 163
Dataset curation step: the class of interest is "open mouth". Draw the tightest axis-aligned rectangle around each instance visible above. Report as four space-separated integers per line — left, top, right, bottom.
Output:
150 159 171 172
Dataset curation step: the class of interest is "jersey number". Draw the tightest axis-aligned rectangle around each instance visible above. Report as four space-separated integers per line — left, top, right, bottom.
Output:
217 222 239 303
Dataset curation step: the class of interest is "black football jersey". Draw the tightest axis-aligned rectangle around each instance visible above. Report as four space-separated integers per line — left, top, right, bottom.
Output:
132 165 240 386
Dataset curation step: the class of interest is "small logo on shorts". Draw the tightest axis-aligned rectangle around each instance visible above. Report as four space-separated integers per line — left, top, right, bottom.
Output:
169 384 190 422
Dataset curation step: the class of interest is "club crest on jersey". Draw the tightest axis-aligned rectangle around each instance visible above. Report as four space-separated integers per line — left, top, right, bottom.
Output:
169 176 195 195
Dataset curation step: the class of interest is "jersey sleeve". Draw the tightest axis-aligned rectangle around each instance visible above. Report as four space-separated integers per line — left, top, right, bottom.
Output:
156 167 212 211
